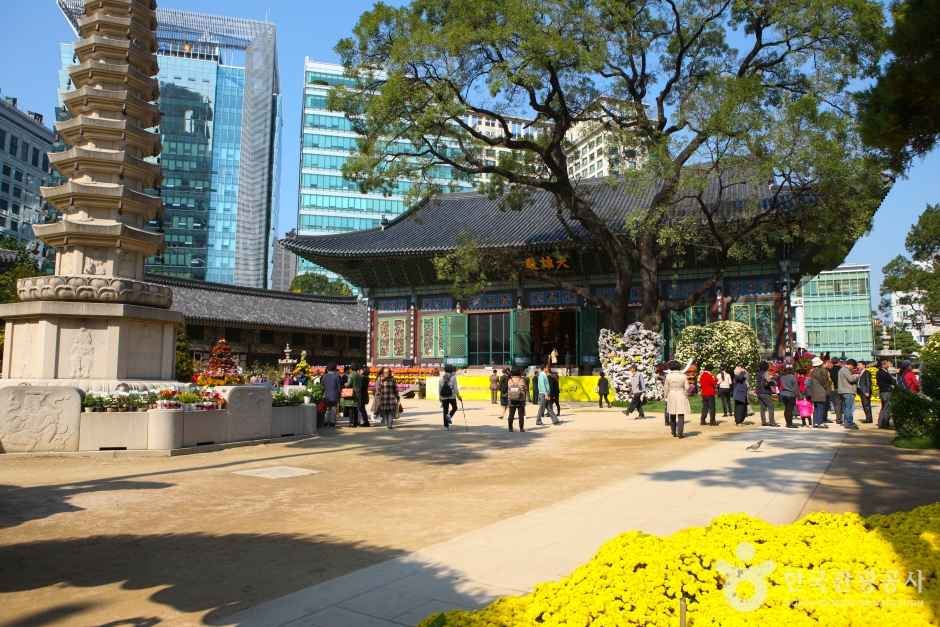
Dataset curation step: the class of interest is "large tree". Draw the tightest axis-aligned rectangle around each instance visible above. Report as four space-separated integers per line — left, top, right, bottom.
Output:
290 272 354 297
334 0 888 329
0 238 41 304
881 203 940 332
856 0 940 172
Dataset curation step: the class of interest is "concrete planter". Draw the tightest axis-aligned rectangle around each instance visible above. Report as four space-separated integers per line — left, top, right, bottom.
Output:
2 385 317 454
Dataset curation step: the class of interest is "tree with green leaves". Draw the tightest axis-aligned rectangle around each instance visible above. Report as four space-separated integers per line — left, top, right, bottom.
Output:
0 237 40 304
175 330 194 382
873 317 922 356
881 204 940 336
333 0 888 330
289 272 354 297
856 0 940 172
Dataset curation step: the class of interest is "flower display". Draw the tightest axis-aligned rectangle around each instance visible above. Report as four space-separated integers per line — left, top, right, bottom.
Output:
675 320 760 373
194 338 246 386
421 503 940 626
370 367 439 387
598 323 665 401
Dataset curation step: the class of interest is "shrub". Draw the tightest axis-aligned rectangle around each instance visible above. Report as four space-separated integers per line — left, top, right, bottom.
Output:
675 320 760 373
422 504 940 626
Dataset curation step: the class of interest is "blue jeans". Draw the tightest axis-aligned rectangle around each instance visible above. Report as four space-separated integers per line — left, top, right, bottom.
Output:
813 401 828 426
841 393 856 425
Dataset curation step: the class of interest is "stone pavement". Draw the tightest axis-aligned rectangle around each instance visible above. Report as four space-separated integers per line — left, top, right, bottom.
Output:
226 425 847 626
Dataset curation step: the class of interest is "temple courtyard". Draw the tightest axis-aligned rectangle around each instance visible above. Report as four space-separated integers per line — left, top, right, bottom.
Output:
1 400 938 627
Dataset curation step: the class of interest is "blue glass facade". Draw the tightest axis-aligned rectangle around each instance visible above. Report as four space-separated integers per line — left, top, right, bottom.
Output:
57 2 281 287
297 60 471 276
206 66 245 284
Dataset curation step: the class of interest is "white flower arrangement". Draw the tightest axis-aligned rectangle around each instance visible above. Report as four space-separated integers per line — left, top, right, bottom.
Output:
599 322 665 401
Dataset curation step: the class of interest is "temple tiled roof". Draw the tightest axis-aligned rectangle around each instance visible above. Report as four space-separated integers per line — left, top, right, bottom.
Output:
285 174 781 259
0 249 19 266
147 275 367 333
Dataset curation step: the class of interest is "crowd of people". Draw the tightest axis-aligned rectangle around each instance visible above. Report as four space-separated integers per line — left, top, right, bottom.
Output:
641 356 923 438
303 355 922 438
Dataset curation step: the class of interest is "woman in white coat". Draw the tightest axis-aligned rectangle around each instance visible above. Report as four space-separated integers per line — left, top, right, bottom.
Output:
664 359 693 438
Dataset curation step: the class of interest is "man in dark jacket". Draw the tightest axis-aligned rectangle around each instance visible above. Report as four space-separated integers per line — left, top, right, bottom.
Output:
321 363 342 427
876 359 896 429
597 371 612 408
829 357 843 423
549 369 561 417
857 361 874 423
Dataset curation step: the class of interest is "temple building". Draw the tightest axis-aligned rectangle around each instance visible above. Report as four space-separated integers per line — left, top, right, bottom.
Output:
285 178 796 371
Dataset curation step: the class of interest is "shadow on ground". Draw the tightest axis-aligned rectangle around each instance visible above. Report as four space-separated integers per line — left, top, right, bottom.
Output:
0 480 173 530
0 532 483 626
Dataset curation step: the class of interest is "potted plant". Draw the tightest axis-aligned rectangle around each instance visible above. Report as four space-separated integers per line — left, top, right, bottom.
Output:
156 389 181 410
82 393 104 412
177 390 203 411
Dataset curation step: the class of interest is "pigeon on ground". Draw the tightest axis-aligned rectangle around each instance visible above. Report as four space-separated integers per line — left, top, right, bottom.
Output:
745 439 764 451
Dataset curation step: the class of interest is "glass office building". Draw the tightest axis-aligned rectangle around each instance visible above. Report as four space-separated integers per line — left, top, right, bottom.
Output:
792 264 875 360
58 2 281 288
298 59 472 277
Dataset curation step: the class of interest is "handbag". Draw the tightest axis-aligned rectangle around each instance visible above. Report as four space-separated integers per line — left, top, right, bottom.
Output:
341 387 355 399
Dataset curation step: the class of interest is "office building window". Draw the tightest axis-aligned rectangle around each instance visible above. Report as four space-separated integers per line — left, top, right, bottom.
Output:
11 203 20 215
20 140 28 161
0 182 8 193
1 164 9 176
8 135 17 156
13 169 22 182
30 147 39 168
0 198 7 211
0 129 5 151
12 186 21 199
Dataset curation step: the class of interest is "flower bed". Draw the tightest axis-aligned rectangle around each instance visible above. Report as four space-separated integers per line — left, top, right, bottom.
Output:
421 503 940 626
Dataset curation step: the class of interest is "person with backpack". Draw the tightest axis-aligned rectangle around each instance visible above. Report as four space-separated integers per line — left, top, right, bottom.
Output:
597 371 612 408
439 364 462 430
506 367 529 432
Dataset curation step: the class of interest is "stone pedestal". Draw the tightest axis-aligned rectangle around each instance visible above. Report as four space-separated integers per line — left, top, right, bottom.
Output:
0 301 181 387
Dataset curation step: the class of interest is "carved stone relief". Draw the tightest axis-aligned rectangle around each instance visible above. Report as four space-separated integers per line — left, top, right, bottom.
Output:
0 387 81 452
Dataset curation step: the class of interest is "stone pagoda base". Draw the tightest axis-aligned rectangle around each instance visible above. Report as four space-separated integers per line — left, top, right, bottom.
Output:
0 300 183 390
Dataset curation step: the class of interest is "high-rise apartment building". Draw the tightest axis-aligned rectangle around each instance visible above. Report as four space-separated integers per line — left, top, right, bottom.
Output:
791 264 875 360
0 90 56 253
57 1 281 288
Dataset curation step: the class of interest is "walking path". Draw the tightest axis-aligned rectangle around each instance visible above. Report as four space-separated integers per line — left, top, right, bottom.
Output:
226 425 847 627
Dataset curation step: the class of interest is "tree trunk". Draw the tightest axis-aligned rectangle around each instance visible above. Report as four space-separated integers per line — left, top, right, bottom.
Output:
638 237 661 330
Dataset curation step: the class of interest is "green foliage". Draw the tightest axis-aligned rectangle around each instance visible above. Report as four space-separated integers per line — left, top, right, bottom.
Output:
881 204 940 324
0 237 40 304
177 391 203 405
432 233 504 299
893 335 940 445
335 0 889 327
306 382 325 403
175 331 194 382
674 321 760 373
290 272 353 297
873 319 922 357
271 390 306 407
857 0 940 172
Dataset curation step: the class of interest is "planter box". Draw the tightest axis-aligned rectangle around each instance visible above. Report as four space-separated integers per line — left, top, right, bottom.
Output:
79 411 149 451
271 405 316 437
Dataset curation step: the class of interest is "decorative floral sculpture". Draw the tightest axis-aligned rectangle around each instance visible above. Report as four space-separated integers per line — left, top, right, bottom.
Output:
675 320 760 373
598 323 665 401
194 338 245 386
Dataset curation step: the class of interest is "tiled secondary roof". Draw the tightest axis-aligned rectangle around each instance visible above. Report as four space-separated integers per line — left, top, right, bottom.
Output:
147 275 367 333
285 175 781 259
0 249 19 266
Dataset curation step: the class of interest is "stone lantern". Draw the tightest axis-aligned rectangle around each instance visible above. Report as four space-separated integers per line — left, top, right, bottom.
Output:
0 0 182 390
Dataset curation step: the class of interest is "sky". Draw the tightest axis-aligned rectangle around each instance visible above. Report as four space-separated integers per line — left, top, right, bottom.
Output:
0 0 935 308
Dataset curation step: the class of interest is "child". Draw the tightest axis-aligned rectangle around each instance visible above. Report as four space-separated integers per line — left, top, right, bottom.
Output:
796 373 812 426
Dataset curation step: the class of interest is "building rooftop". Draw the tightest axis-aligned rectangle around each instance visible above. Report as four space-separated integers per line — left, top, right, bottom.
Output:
146 275 367 333
0 92 56 142
58 1 275 47
286 174 784 259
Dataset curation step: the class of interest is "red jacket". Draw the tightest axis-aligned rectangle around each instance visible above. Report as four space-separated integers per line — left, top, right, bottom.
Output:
904 371 921 394
699 370 717 397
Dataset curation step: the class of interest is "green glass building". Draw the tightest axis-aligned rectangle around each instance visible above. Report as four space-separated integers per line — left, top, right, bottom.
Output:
792 263 874 360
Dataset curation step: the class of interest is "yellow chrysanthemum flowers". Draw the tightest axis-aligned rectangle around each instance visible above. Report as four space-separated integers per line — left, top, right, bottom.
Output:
421 504 940 626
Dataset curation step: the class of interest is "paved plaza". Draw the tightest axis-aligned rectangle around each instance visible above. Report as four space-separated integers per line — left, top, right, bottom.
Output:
1 400 938 626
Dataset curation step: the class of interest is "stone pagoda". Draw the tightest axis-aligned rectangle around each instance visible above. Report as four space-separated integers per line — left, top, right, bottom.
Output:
0 0 182 390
